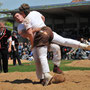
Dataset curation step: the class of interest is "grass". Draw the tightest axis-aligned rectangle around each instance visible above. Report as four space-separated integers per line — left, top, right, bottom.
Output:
8 62 36 72
8 60 90 72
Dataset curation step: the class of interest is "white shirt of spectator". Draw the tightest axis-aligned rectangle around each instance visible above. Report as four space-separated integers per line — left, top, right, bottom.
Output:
7 37 12 42
12 41 15 46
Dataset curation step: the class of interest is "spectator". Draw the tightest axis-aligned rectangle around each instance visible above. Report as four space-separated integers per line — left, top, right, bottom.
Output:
21 51 29 60
87 38 90 60
23 42 29 54
12 32 22 66
0 22 12 73
18 43 23 58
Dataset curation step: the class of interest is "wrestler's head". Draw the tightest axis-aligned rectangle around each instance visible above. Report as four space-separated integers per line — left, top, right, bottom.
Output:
13 13 24 23
19 3 30 18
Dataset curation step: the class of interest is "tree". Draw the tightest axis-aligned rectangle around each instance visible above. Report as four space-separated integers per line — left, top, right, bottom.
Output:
5 22 13 31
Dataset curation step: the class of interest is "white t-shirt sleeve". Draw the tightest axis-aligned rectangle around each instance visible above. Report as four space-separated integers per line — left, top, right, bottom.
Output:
23 17 32 30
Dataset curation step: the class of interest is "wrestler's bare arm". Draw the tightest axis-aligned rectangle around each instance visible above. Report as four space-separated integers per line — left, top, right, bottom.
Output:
18 28 34 49
26 28 34 49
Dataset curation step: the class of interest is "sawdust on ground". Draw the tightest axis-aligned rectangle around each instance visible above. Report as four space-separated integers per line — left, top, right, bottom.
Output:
66 60 90 67
0 60 90 90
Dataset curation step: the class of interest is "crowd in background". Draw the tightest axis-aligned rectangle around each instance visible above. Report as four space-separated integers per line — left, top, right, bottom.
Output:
9 41 34 61
62 37 90 60
9 33 90 62
54 26 90 40
18 42 34 61
52 25 90 60
1 21 90 73
8 26 90 62
12 37 90 61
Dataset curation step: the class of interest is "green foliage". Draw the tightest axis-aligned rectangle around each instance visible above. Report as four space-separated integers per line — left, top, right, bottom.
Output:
5 21 13 27
5 21 13 31
0 3 13 31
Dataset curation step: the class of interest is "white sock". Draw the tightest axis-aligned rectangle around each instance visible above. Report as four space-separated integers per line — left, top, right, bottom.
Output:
44 72 52 79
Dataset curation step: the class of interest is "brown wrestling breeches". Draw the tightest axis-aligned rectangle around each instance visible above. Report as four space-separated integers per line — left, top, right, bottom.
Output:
34 26 53 47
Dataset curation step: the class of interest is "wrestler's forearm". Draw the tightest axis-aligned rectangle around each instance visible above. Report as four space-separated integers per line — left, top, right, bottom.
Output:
26 29 34 47
27 33 34 48
18 29 34 47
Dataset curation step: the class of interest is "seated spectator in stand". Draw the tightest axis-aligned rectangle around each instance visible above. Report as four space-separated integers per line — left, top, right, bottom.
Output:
29 55 34 61
28 42 32 54
23 42 29 54
80 37 84 43
24 42 29 49
86 38 90 60
22 51 34 61
66 48 77 60
21 51 29 60
28 50 32 58
18 43 23 58
23 47 29 55
76 48 88 59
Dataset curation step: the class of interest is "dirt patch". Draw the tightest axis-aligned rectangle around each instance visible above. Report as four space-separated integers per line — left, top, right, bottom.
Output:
0 60 90 90
0 71 90 90
66 60 90 67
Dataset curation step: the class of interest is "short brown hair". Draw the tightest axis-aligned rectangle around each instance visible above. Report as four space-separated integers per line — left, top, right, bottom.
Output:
19 3 30 16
